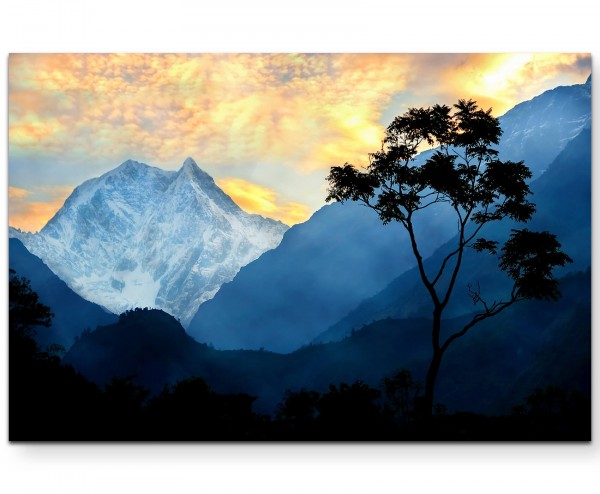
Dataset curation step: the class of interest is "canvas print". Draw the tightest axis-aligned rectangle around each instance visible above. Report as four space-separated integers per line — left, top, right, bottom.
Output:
8 53 591 441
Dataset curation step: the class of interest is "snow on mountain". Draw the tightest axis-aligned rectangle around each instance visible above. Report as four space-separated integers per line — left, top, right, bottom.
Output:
497 77 591 177
11 158 288 326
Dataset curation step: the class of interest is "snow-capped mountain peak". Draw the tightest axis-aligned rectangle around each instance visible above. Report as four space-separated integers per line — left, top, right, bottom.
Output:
182 156 199 170
180 156 210 180
497 77 591 177
12 158 288 326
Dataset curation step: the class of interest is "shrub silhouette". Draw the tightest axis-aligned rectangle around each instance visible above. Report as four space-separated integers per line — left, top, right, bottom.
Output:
143 377 258 440
383 369 421 425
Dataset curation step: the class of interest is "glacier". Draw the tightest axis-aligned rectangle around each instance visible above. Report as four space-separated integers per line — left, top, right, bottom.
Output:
10 157 288 326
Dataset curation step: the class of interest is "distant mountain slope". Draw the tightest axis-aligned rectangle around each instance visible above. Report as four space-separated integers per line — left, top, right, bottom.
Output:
438 269 591 414
9 238 117 349
497 76 591 177
11 158 287 326
189 78 591 353
63 270 590 416
317 125 591 344
188 198 458 353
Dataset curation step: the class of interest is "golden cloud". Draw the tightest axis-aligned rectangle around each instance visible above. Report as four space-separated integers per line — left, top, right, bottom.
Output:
216 177 310 225
9 53 590 162
8 54 415 172
8 185 73 233
9 200 65 233
8 186 29 200
437 53 591 116
8 53 590 229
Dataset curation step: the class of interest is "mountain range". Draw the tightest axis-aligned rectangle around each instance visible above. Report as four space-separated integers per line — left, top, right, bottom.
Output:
188 76 592 352
496 74 591 177
62 268 591 416
9 76 591 357
11 157 288 326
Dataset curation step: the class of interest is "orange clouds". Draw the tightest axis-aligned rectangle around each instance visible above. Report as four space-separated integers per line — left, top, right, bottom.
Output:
8 185 73 233
438 53 591 116
8 186 29 200
8 53 590 231
10 119 65 147
8 54 412 172
9 53 589 170
216 177 310 226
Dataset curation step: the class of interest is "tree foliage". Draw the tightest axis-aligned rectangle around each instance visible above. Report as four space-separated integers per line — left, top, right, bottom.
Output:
9 268 53 340
383 369 421 424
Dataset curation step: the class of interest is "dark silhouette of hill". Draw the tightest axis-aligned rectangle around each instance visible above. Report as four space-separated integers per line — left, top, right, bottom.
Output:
9 275 262 440
63 308 211 391
9 269 105 440
63 308 289 408
316 126 591 344
9 238 118 349
63 269 590 417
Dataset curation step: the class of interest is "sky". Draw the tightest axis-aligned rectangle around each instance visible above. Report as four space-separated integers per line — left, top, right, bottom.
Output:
8 52 591 232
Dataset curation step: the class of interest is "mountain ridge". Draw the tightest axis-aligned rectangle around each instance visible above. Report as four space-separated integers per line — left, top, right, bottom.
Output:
63 269 591 416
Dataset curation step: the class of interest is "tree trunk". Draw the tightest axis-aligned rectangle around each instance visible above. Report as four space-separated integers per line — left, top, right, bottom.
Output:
421 349 442 417
416 312 443 418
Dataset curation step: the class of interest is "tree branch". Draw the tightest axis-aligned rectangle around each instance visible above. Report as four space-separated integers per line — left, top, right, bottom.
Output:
440 292 521 355
405 217 440 308
439 215 466 310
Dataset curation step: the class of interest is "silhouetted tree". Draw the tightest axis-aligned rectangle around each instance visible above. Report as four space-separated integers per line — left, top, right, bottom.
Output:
9 270 103 440
514 386 591 440
383 369 421 424
101 376 150 439
327 100 572 416
275 389 321 439
317 381 384 439
144 376 258 440
9 269 53 357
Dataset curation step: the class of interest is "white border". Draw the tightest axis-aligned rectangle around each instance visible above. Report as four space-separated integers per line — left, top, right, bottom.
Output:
1 1 598 493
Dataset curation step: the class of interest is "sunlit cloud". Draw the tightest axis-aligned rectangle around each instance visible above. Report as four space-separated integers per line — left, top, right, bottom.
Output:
217 177 310 226
8 54 412 172
435 53 591 116
8 53 590 231
9 186 29 200
9 185 73 232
